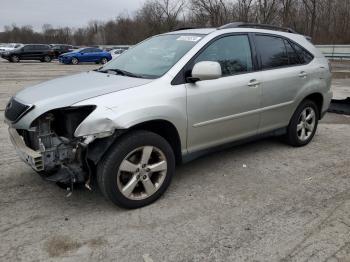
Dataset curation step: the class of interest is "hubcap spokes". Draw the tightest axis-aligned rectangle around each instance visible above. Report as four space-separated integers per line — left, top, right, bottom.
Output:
117 146 167 200
297 107 316 141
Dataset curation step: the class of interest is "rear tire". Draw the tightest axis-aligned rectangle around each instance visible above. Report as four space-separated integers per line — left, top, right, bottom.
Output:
97 130 175 209
285 99 319 147
100 57 108 64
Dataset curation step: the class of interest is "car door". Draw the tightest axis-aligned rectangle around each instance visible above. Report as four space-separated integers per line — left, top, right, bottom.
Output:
80 48 92 62
35 45 46 59
91 48 103 62
21 45 36 60
253 34 311 133
186 34 262 153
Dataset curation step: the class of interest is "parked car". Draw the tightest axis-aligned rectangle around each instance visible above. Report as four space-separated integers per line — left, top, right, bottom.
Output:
5 23 332 209
109 48 126 59
1 44 54 62
58 47 112 64
0 43 23 54
50 44 74 58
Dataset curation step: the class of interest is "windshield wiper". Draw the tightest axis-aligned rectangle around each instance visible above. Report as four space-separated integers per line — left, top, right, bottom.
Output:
96 68 144 78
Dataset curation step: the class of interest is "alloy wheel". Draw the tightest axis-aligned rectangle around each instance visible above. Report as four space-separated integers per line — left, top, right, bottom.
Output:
297 107 316 142
117 146 167 200
11 55 19 62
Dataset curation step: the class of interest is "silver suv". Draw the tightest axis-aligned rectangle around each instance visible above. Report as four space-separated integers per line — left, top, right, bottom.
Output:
5 23 332 208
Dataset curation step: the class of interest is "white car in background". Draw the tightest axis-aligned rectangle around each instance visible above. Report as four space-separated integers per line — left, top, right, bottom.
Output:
109 48 126 59
0 43 23 54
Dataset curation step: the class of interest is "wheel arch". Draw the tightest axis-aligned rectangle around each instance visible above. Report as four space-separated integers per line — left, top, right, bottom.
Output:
129 120 183 164
302 92 323 119
87 119 183 166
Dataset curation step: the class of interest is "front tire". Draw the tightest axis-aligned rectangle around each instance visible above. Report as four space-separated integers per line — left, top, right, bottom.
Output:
285 99 319 147
11 55 20 63
71 57 79 65
97 130 175 209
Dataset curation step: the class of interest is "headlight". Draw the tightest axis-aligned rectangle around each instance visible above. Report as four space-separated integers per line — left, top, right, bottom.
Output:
32 106 96 139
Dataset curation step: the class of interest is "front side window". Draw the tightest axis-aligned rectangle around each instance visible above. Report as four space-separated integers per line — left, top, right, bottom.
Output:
81 48 93 53
102 34 203 78
255 35 289 69
194 35 253 76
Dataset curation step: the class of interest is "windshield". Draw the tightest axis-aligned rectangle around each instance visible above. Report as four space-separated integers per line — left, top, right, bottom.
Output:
101 34 203 79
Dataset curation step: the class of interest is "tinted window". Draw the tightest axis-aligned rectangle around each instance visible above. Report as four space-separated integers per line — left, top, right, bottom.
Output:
284 40 300 65
290 42 313 64
255 35 289 69
81 48 92 53
36 45 49 50
92 48 102 52
194 35 253 76
23 45 35 51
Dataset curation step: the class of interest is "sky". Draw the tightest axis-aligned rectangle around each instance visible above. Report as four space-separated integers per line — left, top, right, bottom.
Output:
0 0 147 31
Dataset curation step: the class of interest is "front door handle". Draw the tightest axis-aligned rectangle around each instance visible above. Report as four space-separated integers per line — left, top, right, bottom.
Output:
298 71 307 78
248 79 260 87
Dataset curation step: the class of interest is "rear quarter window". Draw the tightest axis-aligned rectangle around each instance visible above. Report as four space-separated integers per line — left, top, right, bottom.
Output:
290 42 314 64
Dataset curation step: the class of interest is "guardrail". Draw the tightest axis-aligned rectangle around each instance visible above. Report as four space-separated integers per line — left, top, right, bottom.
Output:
316 45 350 60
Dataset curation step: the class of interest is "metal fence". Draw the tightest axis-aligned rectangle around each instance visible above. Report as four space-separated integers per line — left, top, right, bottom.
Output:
316 45 350 60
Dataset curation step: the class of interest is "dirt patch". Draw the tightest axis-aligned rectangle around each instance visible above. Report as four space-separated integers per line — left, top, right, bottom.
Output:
44 235 107 257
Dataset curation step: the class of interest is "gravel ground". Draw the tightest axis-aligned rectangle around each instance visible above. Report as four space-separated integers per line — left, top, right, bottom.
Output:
0 60 350 262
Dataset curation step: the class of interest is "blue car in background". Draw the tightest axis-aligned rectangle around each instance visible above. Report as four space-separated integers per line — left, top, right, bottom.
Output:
58 47 112 65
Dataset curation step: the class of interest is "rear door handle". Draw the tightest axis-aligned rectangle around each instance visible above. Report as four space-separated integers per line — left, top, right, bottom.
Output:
298 71 307 78
248 79 260 87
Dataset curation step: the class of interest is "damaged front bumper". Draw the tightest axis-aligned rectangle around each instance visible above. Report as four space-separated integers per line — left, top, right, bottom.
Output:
8 127 44 171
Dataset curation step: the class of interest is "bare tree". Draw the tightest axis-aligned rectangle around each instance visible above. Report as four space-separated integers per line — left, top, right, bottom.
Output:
190 0 230 26
1 0 350 45
302 0 317 37
254 0 278 24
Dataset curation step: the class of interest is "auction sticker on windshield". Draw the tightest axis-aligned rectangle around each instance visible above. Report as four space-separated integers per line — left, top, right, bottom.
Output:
176 36 202 42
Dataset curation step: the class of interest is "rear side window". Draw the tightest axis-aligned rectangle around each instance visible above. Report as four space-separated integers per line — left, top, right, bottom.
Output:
194 35 253 76
255 35 289 69
290 42 313 64
37 45 49 50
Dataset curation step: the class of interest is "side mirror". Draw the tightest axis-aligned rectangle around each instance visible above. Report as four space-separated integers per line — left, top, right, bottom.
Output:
187 61 222 83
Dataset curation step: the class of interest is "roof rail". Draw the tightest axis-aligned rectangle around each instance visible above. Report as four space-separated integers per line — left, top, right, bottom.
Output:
218 22 297 34
172 27 196 31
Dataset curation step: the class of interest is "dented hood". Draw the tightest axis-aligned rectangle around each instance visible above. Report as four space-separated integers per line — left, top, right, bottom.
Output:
12 71 153 129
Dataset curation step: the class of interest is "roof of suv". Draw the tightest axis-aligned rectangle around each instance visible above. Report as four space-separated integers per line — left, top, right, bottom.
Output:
166 23 323 58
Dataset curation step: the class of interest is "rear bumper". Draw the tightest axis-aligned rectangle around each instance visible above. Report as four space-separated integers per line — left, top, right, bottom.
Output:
8 127 44 171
